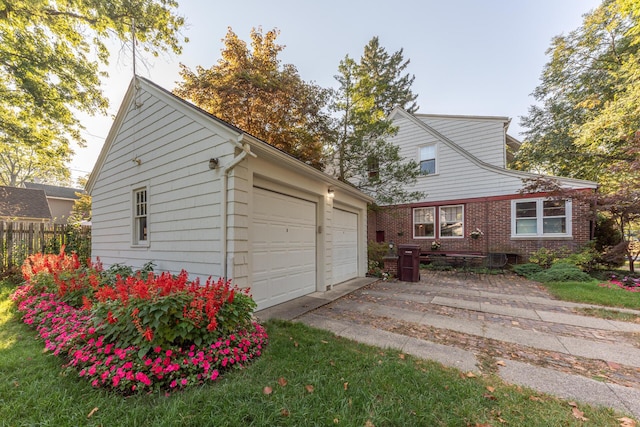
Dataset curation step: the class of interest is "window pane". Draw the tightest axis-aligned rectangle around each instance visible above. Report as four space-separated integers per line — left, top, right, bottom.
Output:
440 206 463 237
543 200 565 217
413 208 435 237
420 159 435 175
414 223 434 237
138 217 148 241
414 208 434 223
543 218 566 233
515 202 537 218
516 218 537 234
420 145 435 160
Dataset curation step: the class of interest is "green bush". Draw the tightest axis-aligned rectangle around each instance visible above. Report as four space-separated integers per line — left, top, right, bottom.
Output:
530 262 593 283
557 244 600 272
528 247 569 268
512 263 543 278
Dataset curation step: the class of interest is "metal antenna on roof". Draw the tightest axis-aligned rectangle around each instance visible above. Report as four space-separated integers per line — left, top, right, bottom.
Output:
131 17 137 77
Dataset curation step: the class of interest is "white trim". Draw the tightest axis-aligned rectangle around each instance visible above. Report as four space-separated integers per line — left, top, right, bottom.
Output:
131 185 150 247
511 197 573 238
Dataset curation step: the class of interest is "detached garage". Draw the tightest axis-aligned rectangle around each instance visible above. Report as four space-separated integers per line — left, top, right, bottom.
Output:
86 76 373 310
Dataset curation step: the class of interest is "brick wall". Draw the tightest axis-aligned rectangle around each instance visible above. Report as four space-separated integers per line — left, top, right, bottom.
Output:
368 193 594 262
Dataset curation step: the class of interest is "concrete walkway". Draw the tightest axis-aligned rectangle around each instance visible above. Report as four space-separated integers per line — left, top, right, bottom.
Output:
255 271 640 419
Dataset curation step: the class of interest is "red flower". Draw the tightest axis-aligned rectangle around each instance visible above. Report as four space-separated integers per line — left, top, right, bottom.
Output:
107 311 118 324
143 327 154 342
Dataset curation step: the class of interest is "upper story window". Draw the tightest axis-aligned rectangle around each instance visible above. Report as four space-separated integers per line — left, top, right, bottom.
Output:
133 187 148 245
367 156 380 179
439 205 463 237
413 207 435 238
512 198 572 237
419 144 436 175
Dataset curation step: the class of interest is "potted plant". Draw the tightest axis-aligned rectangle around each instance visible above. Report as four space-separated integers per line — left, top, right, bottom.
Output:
470 228 484 239
431 240 441 250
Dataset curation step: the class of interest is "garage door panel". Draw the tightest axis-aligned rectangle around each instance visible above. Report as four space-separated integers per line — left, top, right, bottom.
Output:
252 187 316 310
332 208 358 285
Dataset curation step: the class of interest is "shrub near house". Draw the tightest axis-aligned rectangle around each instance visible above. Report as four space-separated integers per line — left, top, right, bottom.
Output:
11 249 267 394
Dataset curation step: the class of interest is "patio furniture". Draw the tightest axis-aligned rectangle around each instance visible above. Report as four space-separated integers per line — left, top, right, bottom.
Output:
485 252 508 273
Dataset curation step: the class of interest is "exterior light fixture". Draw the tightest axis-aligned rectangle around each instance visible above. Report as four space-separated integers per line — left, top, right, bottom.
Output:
209 158 219 169
327 187 335 198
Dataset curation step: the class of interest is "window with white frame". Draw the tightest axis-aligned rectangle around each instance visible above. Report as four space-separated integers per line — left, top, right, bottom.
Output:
419 144 436 175
439 205 463 237
133 188 148 245
413 207 435 238
512 198 572 237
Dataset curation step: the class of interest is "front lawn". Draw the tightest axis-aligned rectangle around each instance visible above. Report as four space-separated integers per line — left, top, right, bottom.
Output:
0 279 632 426
541 280 640 310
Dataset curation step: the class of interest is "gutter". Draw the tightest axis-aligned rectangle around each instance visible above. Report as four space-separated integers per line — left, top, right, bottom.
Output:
221 134 256 278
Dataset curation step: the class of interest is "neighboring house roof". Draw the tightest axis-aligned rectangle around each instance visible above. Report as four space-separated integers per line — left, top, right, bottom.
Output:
389 107 598 190
0 186 52 220
24 182 84 200
86 76 373 204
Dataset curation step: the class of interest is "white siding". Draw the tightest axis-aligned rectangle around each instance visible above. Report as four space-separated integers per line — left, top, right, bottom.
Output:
91 87 233 279
390 115 529 202
420 116 507 167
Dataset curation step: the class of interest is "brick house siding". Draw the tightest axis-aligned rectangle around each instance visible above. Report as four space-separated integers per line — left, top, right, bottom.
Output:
368 191 594 262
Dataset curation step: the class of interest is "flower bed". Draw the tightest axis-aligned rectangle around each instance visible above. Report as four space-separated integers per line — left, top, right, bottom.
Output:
11 249 268 395
603 274 640 293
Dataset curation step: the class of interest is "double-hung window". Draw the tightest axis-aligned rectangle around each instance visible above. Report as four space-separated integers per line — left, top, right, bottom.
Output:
512 198 572 237
439 205 463 237
413 207 435 238
133 188 148 245
419 144 436 175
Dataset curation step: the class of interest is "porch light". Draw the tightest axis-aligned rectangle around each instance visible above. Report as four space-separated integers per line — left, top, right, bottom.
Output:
327 187 335 198
209 158 219 169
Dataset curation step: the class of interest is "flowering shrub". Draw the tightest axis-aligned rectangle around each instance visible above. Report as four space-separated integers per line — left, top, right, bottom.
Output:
605 274 640 292
11 250 267 394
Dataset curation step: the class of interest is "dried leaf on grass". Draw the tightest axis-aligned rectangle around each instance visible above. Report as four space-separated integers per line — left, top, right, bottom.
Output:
280 409 290 417
263 386 273 395
343 381 349 391
486 386 495 393
618 417 637 427
305 384 314 393
568 402 588 421
87 407 99 418
277 377 288 387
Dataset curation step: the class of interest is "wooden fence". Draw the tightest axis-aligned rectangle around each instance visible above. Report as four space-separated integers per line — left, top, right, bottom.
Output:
0 221 91 273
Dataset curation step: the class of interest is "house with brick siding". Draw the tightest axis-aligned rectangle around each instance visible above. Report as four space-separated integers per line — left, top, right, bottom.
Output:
368 108 598 262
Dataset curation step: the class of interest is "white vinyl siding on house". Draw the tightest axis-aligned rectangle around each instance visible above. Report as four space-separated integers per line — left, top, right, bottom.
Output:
390 114 543 202
419 115 508 167
89 87 230 277
511 198 572 237
413 207 435 238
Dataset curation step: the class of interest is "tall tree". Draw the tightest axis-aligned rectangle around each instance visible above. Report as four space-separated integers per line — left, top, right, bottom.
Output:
174 27 331 169
330 36 422 205
0 0 186 186
515 0 640 190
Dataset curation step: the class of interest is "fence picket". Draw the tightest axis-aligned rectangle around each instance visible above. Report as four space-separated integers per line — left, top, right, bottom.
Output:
0 221 91 273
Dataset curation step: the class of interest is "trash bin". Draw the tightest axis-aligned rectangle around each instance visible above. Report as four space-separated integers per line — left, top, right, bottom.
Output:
397 244 421 282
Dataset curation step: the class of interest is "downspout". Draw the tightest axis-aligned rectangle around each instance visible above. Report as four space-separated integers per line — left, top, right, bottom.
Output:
221 134 257 279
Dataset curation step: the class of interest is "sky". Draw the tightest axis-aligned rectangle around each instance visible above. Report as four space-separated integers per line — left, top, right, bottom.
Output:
69 0 603 183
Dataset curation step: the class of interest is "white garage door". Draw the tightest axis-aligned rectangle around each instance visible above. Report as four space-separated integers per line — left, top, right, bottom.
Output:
332 208 358 285
252 187 316 310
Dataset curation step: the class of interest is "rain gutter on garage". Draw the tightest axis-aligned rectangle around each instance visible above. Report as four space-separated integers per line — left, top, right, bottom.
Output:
221 134 256 279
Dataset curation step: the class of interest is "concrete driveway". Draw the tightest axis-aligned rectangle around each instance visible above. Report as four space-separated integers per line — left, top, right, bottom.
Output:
257 270 640 418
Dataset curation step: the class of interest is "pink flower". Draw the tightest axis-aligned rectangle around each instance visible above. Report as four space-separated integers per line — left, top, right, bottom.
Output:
181 378 188 386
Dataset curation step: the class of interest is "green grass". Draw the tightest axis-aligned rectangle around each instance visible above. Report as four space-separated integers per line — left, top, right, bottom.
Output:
541 280 640 310
0 280 632 426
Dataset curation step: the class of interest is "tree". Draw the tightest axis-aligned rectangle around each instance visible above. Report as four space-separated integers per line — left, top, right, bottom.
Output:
329 37 422 205
515 0 640 189
174 27 332 169
0 0 186 186
0 140 71 186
